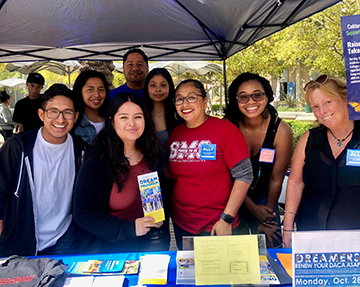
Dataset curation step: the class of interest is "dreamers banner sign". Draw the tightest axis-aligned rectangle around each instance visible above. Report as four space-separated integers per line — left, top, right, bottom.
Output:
292 230 360 287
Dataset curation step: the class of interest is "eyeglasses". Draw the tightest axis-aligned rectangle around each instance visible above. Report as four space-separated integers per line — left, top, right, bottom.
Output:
236 92 265 104
303 74 329 91
43 108 76 120
173 92 202 106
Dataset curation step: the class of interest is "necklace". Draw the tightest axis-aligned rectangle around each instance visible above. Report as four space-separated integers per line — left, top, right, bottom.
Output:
328 128 354 147
126 149 138 161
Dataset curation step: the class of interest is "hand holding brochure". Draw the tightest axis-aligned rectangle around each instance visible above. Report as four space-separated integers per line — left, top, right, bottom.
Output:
137 171 165 223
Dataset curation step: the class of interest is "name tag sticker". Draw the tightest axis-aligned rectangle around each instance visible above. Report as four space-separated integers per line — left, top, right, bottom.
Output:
199 144 216 160
259 148 276 163
346 149 360 166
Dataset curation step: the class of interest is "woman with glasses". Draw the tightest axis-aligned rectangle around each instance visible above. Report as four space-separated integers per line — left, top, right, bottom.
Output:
225 72 293 248
168 79 253 250
283 75 360 248
72 70 110 144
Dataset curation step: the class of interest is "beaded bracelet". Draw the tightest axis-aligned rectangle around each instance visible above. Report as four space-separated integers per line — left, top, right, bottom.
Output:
283 210 297 215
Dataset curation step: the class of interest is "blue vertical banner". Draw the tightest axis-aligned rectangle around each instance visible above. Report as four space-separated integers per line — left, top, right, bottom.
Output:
287 82 296 99
341 15 360 120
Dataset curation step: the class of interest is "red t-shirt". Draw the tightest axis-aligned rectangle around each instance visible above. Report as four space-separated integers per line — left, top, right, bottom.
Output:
168 116 249 234
109 159 152 221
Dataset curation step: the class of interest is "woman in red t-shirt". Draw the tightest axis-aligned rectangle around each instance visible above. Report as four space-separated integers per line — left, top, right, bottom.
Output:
168 79 253 250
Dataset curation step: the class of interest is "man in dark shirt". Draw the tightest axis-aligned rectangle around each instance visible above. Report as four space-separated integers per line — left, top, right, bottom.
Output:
13 73 45 132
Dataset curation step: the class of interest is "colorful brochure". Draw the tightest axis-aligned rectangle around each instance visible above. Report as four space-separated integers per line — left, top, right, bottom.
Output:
119 260 140 275
137 171 165 223
176 251 195 285
259 255 280 284
66 260 125 275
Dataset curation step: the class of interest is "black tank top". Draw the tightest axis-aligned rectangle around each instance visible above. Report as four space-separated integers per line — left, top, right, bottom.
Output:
248 115 281 200
297 121 360 230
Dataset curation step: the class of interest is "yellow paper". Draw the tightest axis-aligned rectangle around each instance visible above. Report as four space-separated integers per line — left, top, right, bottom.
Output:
277 253 293 278
194 235 261 285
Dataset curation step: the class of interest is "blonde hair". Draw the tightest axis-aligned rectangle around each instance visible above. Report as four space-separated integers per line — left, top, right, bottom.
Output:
304 76 347 106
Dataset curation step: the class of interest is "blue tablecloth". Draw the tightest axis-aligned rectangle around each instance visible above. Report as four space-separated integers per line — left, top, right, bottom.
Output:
49 249 292 286
54 251 176 287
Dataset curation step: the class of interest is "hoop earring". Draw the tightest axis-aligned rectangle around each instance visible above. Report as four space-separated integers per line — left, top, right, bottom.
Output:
174 112 181 121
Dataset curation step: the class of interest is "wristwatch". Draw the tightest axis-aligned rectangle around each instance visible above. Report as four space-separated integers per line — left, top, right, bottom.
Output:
221 212 235 224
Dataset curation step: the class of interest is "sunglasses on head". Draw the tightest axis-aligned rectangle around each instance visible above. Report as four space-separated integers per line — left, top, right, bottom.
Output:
303 74 329 91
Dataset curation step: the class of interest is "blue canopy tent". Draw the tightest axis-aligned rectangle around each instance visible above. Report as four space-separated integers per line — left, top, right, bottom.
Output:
0 0 341 101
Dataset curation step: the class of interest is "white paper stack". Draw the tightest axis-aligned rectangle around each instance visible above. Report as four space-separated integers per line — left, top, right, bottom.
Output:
138 254 170 285
64 275 125 287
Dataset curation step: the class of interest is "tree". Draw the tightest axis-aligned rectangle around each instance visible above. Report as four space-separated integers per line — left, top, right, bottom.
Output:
224 0 360 81
0 64 22 80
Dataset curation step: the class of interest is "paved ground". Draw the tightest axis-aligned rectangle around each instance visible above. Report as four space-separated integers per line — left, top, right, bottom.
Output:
278 111 316 121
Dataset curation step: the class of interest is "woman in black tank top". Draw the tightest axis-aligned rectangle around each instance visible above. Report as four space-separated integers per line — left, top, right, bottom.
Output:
283 75 359 248
225 72 293 247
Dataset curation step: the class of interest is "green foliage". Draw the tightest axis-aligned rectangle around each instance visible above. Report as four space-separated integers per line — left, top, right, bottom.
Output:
40 70 78 88
0 63 22 80
277 106 303 112
285 120 317 147
113 72 126 87
281 93 297 108
211 103 226 113
225 0 360 81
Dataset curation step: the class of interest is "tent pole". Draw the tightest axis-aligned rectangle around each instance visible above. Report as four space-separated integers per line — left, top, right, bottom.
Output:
223 59 228 107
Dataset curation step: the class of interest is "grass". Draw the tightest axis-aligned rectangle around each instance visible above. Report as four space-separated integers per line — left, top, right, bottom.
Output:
277 106 304 112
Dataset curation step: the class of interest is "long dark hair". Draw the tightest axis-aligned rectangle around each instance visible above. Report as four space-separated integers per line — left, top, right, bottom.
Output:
73 70 110 122
143 68 181 131
91 92 160 191
225 72 277 128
